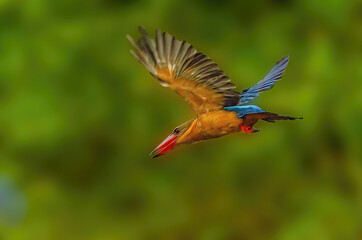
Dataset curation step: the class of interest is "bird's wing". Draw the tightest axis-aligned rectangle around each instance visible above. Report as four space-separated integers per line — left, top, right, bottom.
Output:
127 27 241 115
238 56 289 105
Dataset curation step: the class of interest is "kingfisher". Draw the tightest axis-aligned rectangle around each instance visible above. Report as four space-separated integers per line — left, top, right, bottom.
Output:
127 27 302 158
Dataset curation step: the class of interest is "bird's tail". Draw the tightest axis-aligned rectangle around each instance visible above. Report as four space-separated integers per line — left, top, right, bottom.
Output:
242 112 303 126
240 112 302 133
261 112 303 123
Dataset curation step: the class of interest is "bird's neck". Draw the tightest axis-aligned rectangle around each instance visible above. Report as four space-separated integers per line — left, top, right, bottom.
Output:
177 119 198 144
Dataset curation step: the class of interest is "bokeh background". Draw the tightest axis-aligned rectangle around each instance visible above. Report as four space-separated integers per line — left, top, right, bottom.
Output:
0 0 361 239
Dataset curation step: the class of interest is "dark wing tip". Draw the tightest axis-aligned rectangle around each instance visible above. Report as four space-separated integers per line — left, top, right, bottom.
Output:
277 55 290 65
138 26 148 35
289 116 303 120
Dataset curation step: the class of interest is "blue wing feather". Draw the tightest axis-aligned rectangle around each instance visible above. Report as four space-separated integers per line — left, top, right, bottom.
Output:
224 105 265 118
239 56 289 105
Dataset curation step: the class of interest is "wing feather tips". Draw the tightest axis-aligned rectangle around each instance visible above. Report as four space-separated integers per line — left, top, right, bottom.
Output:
156 29 166 67
138 26 160 64
238 55 290 105
127 31 158 75
128 27 242 112
164 32 173 68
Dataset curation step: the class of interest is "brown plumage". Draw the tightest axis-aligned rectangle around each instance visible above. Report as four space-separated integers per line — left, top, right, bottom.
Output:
127 27 240 115
127 27 302 158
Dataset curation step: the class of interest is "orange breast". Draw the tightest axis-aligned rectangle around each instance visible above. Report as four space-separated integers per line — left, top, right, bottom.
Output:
178 110 242 144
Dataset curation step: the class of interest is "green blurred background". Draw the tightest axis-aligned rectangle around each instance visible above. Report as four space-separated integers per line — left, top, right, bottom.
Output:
0 0 361 239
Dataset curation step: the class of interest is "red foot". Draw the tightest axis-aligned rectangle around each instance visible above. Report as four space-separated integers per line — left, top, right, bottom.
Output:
240 125 255 134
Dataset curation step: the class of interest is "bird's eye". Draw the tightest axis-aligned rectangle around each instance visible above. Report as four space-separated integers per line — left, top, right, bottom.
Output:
174 128 180 133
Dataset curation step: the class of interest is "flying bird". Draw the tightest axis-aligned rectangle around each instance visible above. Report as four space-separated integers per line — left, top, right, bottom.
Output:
127 27 302 158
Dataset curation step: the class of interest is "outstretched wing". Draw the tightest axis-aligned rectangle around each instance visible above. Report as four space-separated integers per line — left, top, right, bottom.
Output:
239 56 289 105
127 27 241 115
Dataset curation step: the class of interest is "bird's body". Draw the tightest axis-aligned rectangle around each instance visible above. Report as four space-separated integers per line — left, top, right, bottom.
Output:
177 110 241 144
127 27 302 158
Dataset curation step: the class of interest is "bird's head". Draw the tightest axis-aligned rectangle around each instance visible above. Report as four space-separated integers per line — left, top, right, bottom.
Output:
150 119 196 158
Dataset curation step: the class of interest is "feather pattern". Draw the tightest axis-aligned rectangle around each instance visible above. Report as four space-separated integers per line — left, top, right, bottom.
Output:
127 27 241 115
239 56 289 105
224 105 265 118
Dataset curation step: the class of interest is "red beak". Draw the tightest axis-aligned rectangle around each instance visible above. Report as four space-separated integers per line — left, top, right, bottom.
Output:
150 133 178 158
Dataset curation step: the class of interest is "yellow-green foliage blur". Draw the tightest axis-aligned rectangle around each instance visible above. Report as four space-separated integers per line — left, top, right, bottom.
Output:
0 0 361 239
